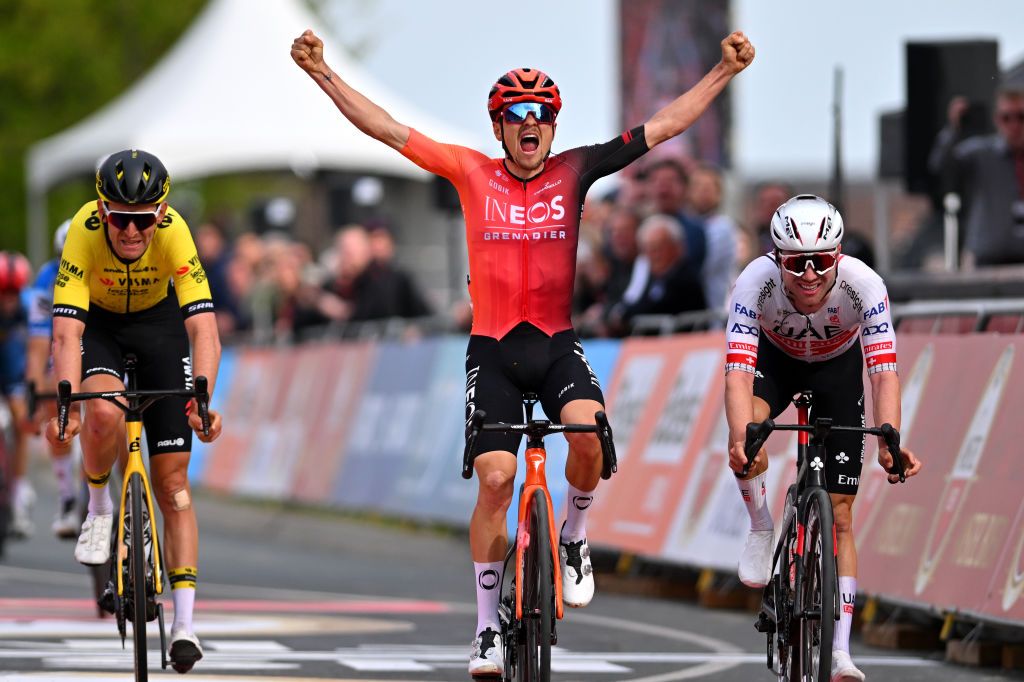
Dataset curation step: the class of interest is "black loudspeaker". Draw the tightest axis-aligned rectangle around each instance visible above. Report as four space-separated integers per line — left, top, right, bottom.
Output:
433 176 461 212
904 40 998 195
878 110 904 180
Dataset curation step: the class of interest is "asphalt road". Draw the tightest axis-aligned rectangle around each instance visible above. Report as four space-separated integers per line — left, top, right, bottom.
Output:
0 475 1020 682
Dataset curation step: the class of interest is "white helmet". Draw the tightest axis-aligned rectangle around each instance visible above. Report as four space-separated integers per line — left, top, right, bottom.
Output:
53 219 72 254
769 194 844 252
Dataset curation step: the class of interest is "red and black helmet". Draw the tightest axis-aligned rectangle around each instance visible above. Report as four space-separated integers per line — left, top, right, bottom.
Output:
0 251 31 293
487 68 562 121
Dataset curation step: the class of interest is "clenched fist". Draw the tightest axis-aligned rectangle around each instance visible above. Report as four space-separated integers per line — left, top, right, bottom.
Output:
721 31 755 75
291 29 325 75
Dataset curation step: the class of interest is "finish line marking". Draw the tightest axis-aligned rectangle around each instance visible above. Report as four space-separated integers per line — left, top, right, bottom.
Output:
0 640 941 674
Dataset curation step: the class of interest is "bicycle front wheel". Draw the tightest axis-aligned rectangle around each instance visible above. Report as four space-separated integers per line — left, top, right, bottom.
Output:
519 490 553 682
799 488 836 682
128 473 149 680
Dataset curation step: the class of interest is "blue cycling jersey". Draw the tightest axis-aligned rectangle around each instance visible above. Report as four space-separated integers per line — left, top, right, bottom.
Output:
25 259 58 339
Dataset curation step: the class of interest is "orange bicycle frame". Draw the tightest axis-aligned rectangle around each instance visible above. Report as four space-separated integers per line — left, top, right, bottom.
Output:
514 444 564 621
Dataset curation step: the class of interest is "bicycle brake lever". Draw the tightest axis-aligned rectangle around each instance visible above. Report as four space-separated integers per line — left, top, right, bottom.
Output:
880 423 905 483
194 376 211 437
57 380 72 442
595 411 617 480
462 410 486 480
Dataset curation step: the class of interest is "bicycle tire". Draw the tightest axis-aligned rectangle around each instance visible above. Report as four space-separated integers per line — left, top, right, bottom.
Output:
778 507 800 682
799 488 836 682
519 490 553 682
128 473 149 680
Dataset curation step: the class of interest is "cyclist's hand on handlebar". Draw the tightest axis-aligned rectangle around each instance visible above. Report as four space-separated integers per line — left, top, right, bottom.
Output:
291 29 325 75
729 439 761 475
186 402 222 443
878 445 922 484
45 413 79 447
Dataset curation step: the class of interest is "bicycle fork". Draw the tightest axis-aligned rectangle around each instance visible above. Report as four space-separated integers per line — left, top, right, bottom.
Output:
514 446 564 623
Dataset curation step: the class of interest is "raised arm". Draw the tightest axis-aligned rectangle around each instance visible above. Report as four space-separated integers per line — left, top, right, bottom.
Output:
291 29 410 150
643 31 755 149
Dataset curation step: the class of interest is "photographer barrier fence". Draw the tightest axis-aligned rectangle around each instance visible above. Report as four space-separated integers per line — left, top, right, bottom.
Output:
195 332 1024 626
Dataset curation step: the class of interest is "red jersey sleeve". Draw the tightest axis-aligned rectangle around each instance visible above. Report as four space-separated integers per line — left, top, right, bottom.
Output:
399 128 475 183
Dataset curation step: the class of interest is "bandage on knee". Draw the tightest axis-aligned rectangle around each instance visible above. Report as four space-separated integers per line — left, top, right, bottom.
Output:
171 488 192 511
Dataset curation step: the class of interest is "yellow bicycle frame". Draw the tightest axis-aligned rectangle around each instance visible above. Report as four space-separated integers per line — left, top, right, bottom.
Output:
116 414 163 597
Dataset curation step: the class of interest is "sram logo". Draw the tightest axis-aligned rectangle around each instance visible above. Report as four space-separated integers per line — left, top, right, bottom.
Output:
484 195 565 225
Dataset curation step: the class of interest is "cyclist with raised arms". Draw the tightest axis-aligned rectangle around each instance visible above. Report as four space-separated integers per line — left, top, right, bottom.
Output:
292 28 753 676
724 195 923 681
45 149 223 674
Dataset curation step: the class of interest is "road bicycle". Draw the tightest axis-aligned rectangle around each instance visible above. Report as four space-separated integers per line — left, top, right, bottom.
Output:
463 393 617 682
742 390 905 682
56 354 210 681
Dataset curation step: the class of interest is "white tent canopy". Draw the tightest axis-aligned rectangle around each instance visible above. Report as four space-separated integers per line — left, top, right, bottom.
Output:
25 0 480 261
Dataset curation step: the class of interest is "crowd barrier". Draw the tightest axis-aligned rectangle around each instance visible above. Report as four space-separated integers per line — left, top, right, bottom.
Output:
194 332 1024 626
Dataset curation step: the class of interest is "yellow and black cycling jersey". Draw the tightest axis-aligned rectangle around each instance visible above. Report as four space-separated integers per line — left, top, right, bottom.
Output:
53 201 214 322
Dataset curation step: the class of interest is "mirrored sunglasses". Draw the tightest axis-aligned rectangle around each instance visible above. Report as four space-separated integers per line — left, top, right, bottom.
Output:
778 250 839 276
501 102 556 125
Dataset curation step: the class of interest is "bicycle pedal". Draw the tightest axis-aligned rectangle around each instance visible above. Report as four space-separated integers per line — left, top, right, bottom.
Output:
97 584 116 615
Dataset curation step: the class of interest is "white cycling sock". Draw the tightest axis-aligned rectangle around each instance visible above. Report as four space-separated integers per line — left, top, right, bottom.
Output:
171 587 196 632
561 484 596 543
736 470 773 531
52 455 76 504
474 561 503 634
86 475 114 516
833 576 856 653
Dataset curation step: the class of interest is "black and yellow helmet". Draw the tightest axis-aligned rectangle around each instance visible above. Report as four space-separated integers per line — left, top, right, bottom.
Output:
96 149 170 205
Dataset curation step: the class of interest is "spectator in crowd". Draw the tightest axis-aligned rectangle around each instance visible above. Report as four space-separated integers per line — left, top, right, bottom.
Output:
689 162 738 310
323 224 432 323
366 222 434 318
644 159 707 271
572 240 611 336
606 214 706 335
602 206 644 305
272 238 331 337
195 220 241 335
750 181 794 257
929 87 1024 267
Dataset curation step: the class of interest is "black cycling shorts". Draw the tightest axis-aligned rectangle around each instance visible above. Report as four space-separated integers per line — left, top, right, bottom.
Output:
81 295 193 456
753 335 866 496
465 322 604 457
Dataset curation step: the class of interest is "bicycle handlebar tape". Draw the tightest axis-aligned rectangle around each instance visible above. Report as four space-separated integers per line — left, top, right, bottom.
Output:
595 411 618 480
195 376 211 437
880 423 905 483
740 419 775 478
57 380 72 442
462 410 487 480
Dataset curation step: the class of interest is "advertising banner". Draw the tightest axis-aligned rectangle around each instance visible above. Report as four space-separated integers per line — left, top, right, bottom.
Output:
331 340 438 509
586 334 722 555
289 342 376 504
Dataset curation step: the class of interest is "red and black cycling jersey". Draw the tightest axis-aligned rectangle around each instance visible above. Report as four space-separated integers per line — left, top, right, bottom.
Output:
401 127 650 339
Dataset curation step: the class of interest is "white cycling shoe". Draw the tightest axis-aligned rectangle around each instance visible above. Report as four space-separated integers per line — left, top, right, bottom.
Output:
559 529 595 608
74 513 113 566
170 625 204 674
738 528 774 588
468 626 504 677
831 650 866 681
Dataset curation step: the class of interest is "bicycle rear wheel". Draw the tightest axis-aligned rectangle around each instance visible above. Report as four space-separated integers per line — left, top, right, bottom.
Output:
798 488 836 682
518 490 553 682
128 473 149 680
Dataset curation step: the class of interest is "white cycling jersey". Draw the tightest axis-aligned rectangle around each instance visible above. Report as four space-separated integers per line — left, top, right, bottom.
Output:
725 254 897 375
